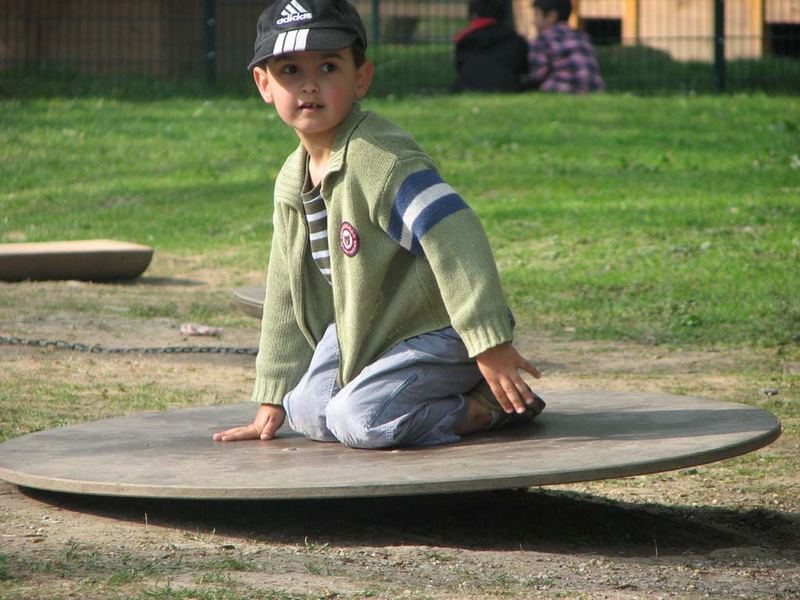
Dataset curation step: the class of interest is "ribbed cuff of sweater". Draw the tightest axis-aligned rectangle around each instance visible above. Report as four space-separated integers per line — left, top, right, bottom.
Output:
459 316 514 358
249 376 288 406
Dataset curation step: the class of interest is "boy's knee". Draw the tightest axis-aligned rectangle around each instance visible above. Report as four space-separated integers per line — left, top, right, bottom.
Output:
325 393 393 449
284 393 336 442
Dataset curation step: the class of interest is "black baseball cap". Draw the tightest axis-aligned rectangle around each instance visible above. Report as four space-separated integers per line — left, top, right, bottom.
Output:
248 0 368 70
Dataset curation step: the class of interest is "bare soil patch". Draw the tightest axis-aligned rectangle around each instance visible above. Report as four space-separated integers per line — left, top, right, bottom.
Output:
1 256 798 599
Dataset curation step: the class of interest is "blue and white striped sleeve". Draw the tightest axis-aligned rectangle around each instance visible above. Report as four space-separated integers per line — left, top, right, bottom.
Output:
386 168 469 256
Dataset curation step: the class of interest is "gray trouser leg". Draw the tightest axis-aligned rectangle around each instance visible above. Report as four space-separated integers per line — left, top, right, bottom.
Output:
284 322 481 448
282 322 341 442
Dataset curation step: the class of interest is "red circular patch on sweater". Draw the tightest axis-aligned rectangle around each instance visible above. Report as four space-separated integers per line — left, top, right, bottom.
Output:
339 222 360 257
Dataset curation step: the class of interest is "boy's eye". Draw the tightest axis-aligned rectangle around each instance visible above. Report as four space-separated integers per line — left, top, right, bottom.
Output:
280 64 299 75
320 62 337 73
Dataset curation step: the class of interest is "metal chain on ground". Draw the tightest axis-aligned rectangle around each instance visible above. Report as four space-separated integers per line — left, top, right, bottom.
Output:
0 335 257 356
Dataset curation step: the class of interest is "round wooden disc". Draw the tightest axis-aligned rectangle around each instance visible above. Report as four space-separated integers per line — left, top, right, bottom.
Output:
0 390 780 499
0 239 153 281
233 285 265 318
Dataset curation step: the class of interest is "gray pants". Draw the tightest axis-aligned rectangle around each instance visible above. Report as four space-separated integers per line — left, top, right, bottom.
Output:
283 322 483 448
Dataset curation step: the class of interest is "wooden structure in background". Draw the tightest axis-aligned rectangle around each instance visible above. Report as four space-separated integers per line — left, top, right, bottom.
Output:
513 0 798 60
636 0 764 60
0 0 200 76
1 0 797 74
0 0 262 76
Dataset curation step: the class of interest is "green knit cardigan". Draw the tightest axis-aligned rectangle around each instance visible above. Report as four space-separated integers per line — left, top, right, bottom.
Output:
251 105 513 406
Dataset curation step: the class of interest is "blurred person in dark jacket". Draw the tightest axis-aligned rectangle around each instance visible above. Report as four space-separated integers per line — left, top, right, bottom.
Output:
453 0 529 92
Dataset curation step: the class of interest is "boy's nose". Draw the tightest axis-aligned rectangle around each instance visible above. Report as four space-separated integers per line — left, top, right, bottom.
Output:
301 77 319 93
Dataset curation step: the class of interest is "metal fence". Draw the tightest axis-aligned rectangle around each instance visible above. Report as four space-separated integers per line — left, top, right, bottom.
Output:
1 0 798 94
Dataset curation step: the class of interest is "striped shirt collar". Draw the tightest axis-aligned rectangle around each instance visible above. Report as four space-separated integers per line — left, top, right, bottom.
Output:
281 104 369 209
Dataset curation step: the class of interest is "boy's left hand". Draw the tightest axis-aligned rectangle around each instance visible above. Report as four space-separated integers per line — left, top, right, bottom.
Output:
475 342 542 415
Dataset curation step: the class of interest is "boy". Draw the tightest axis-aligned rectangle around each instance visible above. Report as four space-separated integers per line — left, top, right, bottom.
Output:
213 0 544 449
528 0 604 93
453 0 528 92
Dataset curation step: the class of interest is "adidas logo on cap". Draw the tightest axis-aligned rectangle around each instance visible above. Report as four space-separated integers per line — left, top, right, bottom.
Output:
277 0 312 25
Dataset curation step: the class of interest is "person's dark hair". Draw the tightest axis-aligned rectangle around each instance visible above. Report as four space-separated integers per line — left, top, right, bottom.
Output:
468 0 508 21
255 40 367 71
533 0 572 22
351 40 367 68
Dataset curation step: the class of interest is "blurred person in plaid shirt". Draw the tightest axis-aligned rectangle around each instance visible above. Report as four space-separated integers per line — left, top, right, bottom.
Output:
527 0 604 93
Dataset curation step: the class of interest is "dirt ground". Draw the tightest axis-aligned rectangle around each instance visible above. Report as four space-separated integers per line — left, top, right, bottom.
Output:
0 255 798 599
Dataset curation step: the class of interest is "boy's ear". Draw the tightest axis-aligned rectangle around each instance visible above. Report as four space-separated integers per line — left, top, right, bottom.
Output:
253 66 274 104
354 60 374 100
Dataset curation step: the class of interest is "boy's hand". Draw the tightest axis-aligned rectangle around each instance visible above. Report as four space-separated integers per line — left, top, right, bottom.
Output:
475 342 542 415
212 403 285 442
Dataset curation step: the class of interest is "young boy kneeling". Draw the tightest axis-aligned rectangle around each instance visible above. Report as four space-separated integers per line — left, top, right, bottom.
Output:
214 0 545 449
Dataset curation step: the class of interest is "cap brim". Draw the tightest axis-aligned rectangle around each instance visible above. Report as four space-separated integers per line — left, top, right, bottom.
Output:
248 29 358 70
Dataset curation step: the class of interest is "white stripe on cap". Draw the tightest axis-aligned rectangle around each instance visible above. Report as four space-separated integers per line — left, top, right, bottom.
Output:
284 29 299 52
295 28 309 51
273 27 309 56
290 0 306 14
273 32 287 55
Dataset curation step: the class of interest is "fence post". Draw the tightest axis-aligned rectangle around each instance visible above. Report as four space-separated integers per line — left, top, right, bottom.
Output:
205 0 217 86
713 0 725 91
751 0 765 57
371 0 380 45
569 0 581 29
623 0 639 46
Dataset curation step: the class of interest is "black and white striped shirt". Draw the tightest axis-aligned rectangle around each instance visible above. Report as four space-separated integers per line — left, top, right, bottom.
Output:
301 181 332 284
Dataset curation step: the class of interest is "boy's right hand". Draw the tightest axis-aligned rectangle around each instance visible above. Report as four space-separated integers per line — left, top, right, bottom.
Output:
212 403 285 442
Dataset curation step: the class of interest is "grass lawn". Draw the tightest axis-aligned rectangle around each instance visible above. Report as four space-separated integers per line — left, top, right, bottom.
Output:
1 93 798 348
1 90 799 600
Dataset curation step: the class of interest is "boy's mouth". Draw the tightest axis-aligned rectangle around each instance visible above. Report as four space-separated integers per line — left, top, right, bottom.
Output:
298 102 323 110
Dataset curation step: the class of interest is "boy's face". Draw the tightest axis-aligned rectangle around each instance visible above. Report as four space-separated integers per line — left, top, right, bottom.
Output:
533 8 558 32
253 47 373 146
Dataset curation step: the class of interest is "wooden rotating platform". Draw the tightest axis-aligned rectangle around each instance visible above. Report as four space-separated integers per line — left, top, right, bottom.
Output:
0 239 154 281
233 285 265 318
0 391 780 500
